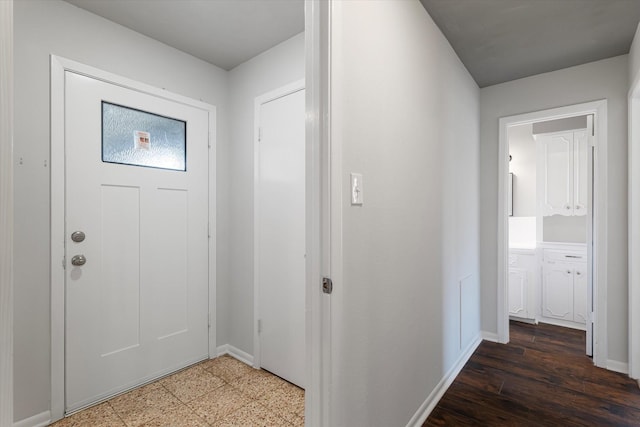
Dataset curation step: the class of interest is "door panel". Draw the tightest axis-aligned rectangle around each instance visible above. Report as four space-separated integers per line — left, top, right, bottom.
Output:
574 265 588 324
540 133 573 215
65 72 210 411
257 88 305 388
508 268 527 317
542 263 574 320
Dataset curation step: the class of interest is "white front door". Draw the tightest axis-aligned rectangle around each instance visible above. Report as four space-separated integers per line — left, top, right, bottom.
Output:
64 72 210 412
256 86 305 388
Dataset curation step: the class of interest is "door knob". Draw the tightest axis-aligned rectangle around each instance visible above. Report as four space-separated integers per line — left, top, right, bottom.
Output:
71 255 86 266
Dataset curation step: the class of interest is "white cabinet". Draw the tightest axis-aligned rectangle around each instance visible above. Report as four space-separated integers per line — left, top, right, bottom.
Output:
542 262 575 320
537 130 588 216
508 250 536 320
541 249 587 326
508 268 528 317
573 263 588 324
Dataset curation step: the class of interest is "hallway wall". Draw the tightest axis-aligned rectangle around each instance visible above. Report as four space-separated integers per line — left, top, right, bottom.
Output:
479 55 629 365
329 1 481 425
226 33 305 356
13 0 229 422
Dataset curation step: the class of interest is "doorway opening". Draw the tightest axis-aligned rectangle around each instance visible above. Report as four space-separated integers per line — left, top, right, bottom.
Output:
497 100 608 368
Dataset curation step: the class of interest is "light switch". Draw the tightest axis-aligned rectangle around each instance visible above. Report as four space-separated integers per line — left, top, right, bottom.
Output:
351 173 363 205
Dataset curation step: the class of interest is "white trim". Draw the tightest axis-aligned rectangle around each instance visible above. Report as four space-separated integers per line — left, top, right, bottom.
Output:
216 344 255 366
481 331 500 343
13 410 51 427
253 79 305 370
208 105 218 362
606 360 629 375
305 0 332 426
497 101 608 369
50 55 217 421
0 2 13 426
406 335 483 427
628 71 640 380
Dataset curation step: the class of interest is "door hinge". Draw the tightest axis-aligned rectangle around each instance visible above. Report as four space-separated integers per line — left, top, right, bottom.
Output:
322 277 333 294
62 256 66 270
258 127 262 142
208 132 212 148
208 314 211 328
257 319 262 333
208 222 211 239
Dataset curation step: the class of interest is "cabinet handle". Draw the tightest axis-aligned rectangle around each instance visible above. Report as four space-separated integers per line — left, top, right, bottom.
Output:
576 271 581 276
565 205 571 210
567 270 572 274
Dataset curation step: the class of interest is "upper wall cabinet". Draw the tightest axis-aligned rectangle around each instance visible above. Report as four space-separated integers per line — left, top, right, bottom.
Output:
536 130 588 216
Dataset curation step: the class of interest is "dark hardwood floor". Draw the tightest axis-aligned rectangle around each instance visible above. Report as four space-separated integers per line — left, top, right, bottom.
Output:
425 321 640 426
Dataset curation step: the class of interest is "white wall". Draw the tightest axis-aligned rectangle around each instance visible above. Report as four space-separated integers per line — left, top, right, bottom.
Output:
226 33 305 356
508 124 536 217
630 23 640 86
330 1 480 425
480 55 629 363
0 1 14 425
14 0 229 422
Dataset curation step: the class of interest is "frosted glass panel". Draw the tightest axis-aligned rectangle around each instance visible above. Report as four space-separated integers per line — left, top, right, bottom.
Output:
102 102 186 171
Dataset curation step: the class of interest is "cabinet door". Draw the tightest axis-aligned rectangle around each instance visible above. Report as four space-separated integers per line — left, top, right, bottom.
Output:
542 262 574 320
539 133 574 216
573 264 588 324
573 130 588 216
508 268 528 317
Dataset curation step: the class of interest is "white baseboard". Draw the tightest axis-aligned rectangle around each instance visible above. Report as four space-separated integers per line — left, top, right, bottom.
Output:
481 331 500 343
606 359 629 374
216 344 254 366
406 334 482 427
14 410 51 427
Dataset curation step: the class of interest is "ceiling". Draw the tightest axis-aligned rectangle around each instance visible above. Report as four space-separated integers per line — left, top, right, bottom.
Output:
64 0 304 71
66 0 640 87
420 0 640 87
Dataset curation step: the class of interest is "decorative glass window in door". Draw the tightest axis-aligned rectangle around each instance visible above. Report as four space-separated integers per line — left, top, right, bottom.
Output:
102 101 186 171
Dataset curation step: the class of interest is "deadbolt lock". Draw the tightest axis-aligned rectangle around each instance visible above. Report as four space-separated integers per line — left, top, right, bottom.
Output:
71 231 86 243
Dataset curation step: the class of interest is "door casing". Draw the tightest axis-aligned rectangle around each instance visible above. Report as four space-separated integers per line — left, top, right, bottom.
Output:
497 100 607 368
50 55 217 421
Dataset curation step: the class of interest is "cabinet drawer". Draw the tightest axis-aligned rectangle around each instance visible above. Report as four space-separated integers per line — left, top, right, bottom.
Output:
544 250 586 263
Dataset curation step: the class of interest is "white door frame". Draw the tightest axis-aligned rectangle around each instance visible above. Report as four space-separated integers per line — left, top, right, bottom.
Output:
253 80 305 371
304 0 332 425
497 100 608 368
50 55 217 421
0 1 14 425
629 73 640 381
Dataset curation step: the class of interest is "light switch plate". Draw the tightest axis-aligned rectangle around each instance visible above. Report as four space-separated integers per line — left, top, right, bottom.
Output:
351 173 363 205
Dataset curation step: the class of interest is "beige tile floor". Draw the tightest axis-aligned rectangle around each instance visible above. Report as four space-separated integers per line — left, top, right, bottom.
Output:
50 355 304 427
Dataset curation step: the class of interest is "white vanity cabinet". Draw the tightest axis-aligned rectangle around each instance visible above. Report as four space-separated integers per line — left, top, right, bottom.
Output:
540 248 587 328
536 129 588 217
508 250 536 320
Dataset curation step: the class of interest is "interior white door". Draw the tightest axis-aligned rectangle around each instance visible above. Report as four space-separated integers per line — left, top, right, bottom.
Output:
65 72 210 412
257 87 305 388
